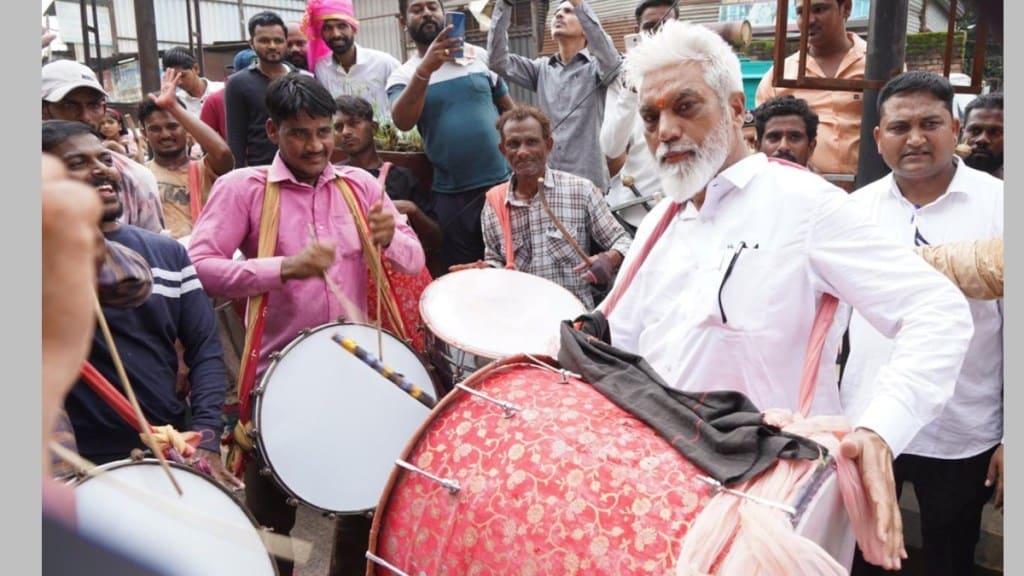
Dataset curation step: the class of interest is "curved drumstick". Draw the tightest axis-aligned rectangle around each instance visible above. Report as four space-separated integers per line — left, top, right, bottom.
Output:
330 333 436 409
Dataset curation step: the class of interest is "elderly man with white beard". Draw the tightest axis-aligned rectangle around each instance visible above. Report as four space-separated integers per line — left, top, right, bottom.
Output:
599 20 974 571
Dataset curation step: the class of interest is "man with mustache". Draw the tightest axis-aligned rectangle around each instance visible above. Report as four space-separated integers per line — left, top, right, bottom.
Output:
41 119 233 489
453 105 631 309
286 22 310 71
304 0 401 124
188 73 424 576
755 0 864 191
607 21 973 571
843 71 1003 576
41 59 165 233
225 11 310 167
488 0 620 191
752 94 819 167
388 0 514 271
959 92 1003 179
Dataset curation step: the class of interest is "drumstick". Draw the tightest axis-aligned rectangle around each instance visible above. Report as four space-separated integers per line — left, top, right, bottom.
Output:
374 241 384 363
306 224 366 324
536 177 592 264
92 293 183 496
330 333 436 409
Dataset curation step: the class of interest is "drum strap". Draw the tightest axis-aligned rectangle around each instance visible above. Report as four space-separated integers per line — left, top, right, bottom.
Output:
187 160 203 225
485 182 515 269
333 178 409 342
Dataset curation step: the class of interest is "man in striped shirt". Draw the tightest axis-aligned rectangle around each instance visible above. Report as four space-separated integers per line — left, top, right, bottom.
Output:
42 120 237 489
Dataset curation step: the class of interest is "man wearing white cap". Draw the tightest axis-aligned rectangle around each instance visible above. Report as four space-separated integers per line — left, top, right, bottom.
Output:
42 59 165 233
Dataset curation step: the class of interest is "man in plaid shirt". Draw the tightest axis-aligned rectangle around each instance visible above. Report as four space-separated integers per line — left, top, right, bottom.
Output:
453 105 632 308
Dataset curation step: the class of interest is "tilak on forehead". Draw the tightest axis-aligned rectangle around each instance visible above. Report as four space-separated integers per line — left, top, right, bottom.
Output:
301 0 360 70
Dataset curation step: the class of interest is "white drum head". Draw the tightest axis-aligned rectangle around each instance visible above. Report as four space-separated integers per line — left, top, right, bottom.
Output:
73 460 276 576
420 268 587 360
254 323 435 514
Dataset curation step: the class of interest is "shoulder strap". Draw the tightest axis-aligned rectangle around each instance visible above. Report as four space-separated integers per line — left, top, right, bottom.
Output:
333 177 408 341
485 182 515 269
237 169 280 424
601 200 681 317
187 160 203 224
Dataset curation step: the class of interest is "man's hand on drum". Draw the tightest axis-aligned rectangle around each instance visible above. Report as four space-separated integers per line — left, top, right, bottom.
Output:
448 260 490 273
195 448 245 491
281 239 337 281
368 201 395 248
574 250 622 285
839 427 907 571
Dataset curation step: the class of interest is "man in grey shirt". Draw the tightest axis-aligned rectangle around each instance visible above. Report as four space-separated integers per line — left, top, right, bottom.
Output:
487 0 620 190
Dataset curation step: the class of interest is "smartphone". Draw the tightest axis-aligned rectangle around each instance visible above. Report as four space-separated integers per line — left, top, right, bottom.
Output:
445 12 466 60
624 33 642 53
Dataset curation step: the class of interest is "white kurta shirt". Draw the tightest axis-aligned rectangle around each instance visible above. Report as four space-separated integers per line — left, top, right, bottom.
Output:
842 160 1003 459
601 153 974 456
314 44 400 123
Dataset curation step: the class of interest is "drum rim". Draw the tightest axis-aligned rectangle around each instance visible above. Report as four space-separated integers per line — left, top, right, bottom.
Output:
71 458 280 575
251 319 439 515
418 268 587 360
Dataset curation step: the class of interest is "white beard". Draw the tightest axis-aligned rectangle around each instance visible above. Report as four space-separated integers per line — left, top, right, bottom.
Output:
655 119 731 204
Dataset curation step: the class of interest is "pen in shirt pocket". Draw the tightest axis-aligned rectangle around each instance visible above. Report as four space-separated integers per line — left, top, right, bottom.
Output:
719 241 759 324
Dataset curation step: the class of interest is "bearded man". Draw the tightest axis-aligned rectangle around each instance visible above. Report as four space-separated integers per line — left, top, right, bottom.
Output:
601 20 974 571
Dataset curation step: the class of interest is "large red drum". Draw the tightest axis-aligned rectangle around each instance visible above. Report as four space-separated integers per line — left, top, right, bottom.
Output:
367 356 853 575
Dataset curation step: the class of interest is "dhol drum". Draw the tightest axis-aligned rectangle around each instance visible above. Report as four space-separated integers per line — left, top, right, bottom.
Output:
251 321 441 515
420 268 587 387
72 458 277 576
605 174 661 233
367 356 855 575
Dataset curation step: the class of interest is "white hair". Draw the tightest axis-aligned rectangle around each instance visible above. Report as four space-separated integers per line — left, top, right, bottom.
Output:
623 19 743 104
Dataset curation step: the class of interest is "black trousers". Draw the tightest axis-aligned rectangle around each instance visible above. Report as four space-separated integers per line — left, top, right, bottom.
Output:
433 187 488 272
852 444 998 576
328 513 373 576
244 458 297 576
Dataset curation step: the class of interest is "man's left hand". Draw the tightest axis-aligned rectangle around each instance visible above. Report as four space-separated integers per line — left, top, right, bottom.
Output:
368 201 395 248
194 448 245 492
839 428 907 571
986 444 1003 509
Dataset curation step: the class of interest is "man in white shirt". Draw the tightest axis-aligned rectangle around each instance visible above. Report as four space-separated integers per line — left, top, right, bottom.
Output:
161 47 224 116
303 0 400 124
842 71 1003 576
599 0 675 234
608 20 973 571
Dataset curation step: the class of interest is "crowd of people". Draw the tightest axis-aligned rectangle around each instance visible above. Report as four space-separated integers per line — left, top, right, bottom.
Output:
41 0 1003 575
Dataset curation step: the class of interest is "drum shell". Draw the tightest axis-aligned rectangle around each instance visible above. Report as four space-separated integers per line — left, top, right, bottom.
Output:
368 356 853 575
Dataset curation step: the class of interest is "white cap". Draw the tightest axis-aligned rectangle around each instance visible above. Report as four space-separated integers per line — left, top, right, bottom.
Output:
41 60 108 102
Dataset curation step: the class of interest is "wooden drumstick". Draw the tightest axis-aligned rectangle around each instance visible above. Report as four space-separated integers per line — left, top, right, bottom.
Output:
306 224 366 324
374 242 384 363
536 177 592 265
92 293 183 496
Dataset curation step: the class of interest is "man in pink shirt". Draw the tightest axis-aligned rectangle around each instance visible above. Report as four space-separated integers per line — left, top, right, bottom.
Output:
187 73 424 576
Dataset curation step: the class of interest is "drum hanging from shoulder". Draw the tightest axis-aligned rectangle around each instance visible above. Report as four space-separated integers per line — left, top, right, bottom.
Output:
367 356 854 575
250 321 441 515
419 268 587 387
71 458 278 576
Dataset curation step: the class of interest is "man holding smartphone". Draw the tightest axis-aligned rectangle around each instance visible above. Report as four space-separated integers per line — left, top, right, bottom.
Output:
487 0 621 191
388 0 514 272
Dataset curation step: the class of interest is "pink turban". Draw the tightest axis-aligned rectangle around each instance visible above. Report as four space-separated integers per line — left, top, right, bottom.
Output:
301 0 361 71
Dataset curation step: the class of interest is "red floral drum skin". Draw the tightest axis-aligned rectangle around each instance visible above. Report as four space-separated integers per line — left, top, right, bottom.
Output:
368 357 719 575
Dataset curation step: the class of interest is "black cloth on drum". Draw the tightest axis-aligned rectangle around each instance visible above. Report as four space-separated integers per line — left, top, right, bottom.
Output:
558 315 824 486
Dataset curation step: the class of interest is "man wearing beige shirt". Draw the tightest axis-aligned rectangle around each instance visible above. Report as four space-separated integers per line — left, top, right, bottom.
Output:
755 0 865 191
